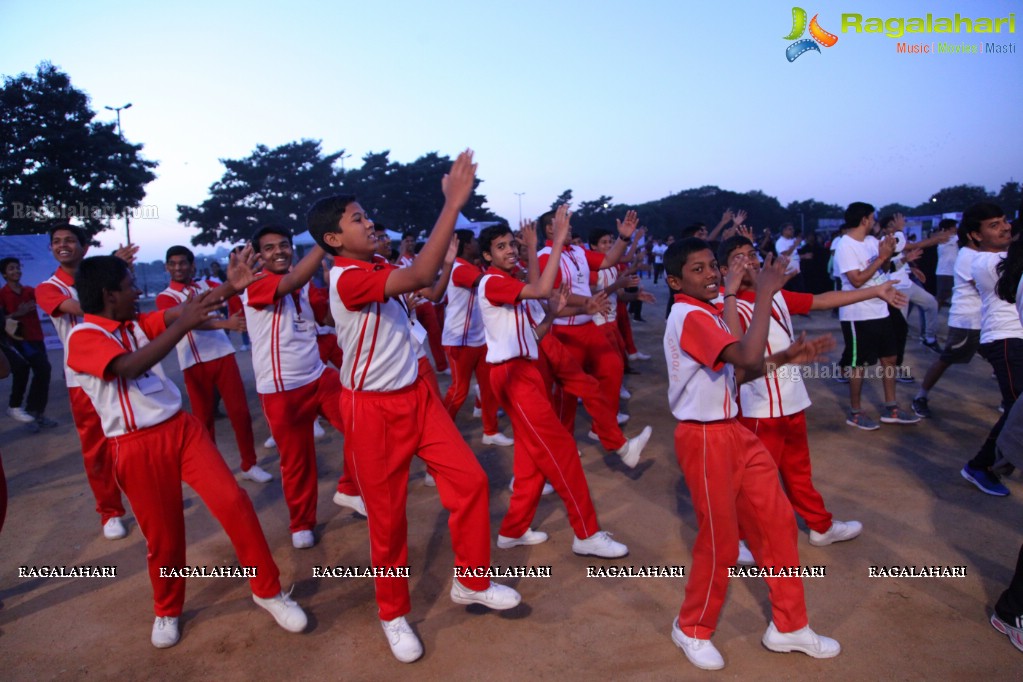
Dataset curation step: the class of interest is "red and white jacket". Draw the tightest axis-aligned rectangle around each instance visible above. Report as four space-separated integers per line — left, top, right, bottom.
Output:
538 242 605 326
156 279 235 371
35 268 82 387
479 267 537 363
67 312 182 437
442 258 486 347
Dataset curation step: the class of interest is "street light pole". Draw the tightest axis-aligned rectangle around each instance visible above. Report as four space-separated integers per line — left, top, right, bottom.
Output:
514 192 525 226
105 103 133 244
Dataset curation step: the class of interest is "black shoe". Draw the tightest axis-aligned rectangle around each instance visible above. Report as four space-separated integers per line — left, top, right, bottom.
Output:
911 397 931 418
922 339 942 353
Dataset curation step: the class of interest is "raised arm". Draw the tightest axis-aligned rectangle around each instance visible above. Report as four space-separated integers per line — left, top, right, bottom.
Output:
599 210 638 269
719 255 787 372
420 235 459 302
521 205 571 300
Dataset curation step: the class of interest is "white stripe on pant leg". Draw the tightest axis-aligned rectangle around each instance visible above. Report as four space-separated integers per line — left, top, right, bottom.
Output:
692 423 716 637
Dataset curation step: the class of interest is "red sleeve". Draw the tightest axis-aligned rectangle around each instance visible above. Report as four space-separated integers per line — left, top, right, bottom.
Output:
137 311 169 339
585 249 605 270
245 272 283 309
483 276 525 306
679 311 736 372
588 271 598 286
227 296 243 316
67 328 129 380
308 285 329 324
155 293 177 311
780 290 814 316
0 287 16 314
451 265 480 289
34 281 69 316
536 253 563 287
336 268 391 311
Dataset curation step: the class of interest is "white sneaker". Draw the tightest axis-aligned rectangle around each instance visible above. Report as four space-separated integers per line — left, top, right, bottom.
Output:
572 530 628 558
151 616 180 649
253 591 308 633
616 412 630 425
264 435 277 449
619 387 632 400
672 619 724 670
762 622 841 658
7 406 35 424
628 351 651 362
472 406 483 418
808 520 862 547
291 530 315 549
438 367 451 376
737 540 755 565
497 529 549 549
423 472 436 487
508 478 554 495
241 464 273 483
333 491 367 516
239 343 251 351
381 616 423 663
482 432 514 446
450 580 521 610
313 419 326 440
103 516 127 540
615 426 652 468
587 430 601 442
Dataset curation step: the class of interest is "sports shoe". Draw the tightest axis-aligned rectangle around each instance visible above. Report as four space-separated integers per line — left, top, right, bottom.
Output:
572 531 628 558
241 464 273 483
482 432 514 447
437 367 451 376
808 520 863 546
7 406 35 423
896 375 915 384
990 612 1023 653
151 616 180 649
291 530 316 549
628 351 651 361
472 406 482 418
313 419 326 440
239 343 251 351
737 541 755 566
381 616 423 663
33 414 58 428
423 472 436 487
762 622 840 658
507 477 553 495
911 396 931 418
960 465 1010 497
880 406 919 424
587 430 601 442
450 580 521 610
253 590 308 633
616 426 652 468
834 375 850 384
103 517 127 540
846 411 879 431
922 339 942 353
619 386 632 400
497 529 549 549
616 412 630 425
333 491 367 516
264 435 277 449
671 619 724 670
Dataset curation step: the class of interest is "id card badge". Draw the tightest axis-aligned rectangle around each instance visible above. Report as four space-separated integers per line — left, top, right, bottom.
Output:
293 319 312 333
410 319 428 345
134 371 163 395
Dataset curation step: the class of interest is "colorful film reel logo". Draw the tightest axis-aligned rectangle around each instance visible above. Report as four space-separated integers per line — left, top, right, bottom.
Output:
784 7 838 61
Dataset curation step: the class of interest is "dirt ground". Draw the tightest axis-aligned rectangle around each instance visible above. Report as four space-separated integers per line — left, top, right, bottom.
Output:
1 283 1021 681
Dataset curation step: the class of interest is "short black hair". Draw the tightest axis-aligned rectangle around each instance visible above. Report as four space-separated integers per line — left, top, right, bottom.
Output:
455 229 475 258
664 238 713 278
48 222 88 247
165 245 194 263
0 257 19 274
680 223 706 239
306 194 358 256
717 235 754 266
962 202 1006 240
588 228 611 248
844 202 876 229
251 224 293 250
479 224 514 259
77 256 131 314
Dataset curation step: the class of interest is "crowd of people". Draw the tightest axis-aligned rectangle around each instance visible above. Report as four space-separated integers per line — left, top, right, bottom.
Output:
1 151 1021 666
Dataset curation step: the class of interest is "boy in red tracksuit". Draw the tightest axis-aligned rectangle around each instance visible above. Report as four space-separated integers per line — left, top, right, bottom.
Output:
663 238 840 671
66 253 306 649
242 226 364 549
35 223 129 540
478 210 629 558
307 150 520 664
157 245 271 484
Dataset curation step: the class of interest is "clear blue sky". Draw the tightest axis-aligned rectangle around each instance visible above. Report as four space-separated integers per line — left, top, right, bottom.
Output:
2 0 1020 260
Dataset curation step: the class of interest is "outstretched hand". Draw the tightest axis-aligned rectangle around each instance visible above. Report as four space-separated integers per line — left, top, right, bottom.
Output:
551 204 572 245
754 253 787 297
114 243 140 267
441 149 477 210
616 210 639 239
521 220 538 250
584 291 611 316
782 332 836 365
877 281 908 308
178 289 224 330
549 281 571 318
227 245 259 292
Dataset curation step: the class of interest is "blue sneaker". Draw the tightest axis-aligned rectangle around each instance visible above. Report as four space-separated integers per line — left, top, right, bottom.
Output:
960 466 1010 497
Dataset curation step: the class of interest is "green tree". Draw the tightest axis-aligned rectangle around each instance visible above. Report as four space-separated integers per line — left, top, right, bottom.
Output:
0 62 158 239
877 203 915 218
550 189 573 210
179 140 346 246
996 181 1021 215
916 184 992 214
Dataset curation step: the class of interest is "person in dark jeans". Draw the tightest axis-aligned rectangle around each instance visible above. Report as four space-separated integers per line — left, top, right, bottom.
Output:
0 258 55 429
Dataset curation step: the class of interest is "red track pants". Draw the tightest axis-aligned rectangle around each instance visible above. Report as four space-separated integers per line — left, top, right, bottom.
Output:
183 355 257 471
443 344 499 435
69 386 125 525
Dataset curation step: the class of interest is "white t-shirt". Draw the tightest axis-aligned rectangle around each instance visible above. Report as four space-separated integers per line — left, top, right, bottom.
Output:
972 251 1022 344
441 259 486 347
936 239 958 277
947 247 982 331
829 235 844 279
478 269 539 363
774 236 801 273
834 235 889 321
652 243 668 265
